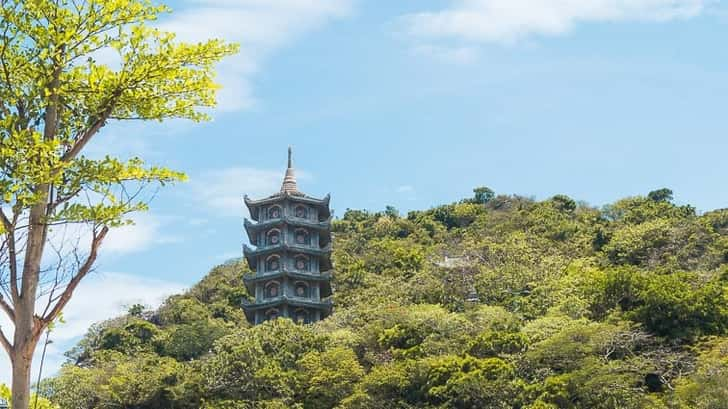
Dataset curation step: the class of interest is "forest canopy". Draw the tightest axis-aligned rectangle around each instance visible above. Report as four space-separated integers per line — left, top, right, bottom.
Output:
35 188 728 408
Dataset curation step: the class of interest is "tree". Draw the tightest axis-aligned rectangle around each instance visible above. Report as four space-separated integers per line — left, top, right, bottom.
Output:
384 206 399 219
550 195 576 212
673 338 728 408
413 355 520 408
42 351 184 409
0 1 237 407
0 384 54 409
296 347 364 408
472 186 495 204
35 188 728 408
647 188 673 203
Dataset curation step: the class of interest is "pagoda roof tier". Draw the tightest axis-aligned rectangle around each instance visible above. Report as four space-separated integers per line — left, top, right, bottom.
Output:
243 270 332 297
243 243 333 272
242 297 333 321
244 216 332 246
244 193 331 221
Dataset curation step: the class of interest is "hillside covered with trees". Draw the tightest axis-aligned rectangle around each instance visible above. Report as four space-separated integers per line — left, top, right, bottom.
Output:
39 188 728 409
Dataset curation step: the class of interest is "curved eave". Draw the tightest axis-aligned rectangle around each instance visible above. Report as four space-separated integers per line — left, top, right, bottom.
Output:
244 270 333 294
244 216 332 234
311 194 331 219
242 299 333 322
242 297 333 314
243 244 333 272
243 243 332 258
243 218 256 242
244 193 331 220
243 195 260 221
243 244 257 270
244 217 332 248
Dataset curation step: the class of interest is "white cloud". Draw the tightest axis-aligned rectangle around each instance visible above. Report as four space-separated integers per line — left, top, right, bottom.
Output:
45 213 178 261
402 0 706 45
191 167 309 216
49 273 185 344
158 0 354 111
0 272 185 386
103 214 181 255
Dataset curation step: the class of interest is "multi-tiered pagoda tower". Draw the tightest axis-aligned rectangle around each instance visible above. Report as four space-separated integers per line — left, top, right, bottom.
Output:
242 148 333 324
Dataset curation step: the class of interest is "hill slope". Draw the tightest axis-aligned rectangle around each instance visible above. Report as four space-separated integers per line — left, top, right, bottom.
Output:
42 188 728 409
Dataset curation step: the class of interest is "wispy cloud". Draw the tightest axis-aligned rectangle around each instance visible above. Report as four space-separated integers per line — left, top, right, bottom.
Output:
45 213 180 260
158 0 355 111
85 120 197 160
0 272 185 385
190 167 311 216
401 0 706 56
103 214 182 255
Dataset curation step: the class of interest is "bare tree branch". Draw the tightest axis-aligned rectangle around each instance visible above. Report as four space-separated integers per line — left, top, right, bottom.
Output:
0 326 11 356
0 294 13 322
0 207 20 301
42 225 108 324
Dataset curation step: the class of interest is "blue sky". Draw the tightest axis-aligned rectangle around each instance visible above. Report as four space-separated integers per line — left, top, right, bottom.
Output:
3 0 728 385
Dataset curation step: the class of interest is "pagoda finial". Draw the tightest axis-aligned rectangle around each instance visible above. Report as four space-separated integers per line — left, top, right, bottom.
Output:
280 146 300 195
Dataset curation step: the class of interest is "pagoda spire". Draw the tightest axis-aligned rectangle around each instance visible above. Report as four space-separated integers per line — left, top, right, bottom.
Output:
242 148 333 325
281 146 300 194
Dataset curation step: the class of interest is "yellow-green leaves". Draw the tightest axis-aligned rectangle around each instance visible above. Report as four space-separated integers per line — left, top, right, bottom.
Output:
0 384 57 409
109 28 238 122
1 0 238 132
0 0 235 226
0 6 232 401
51 156 186 226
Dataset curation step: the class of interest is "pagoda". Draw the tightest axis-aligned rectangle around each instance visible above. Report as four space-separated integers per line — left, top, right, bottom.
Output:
242 148 333 324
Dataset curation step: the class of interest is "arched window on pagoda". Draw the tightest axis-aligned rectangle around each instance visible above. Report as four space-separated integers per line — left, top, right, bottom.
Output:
294 228 310 246
294 255 309 272
294 281 309 298
265 308 280 321
268 205 282 220
294 308 308 324
266 229 281 246
265 281 280 298
266 255 281 272
294 205 308 219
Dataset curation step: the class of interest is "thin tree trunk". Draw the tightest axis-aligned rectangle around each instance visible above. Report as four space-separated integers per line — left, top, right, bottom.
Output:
11 196 48 409
11 307 38 409
9 43 60 407
11 349 32 409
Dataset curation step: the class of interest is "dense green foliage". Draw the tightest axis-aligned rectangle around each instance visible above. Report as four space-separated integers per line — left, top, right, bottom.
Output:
0 384 54 409
40 188 728 408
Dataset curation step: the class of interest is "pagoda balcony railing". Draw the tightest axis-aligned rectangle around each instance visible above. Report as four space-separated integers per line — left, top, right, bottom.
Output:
242 296 333 309
244 193 331 208
243 270 333 298
244 194 332 222
243 242 332 257
243 269 332 280
244 215 332 231
244 218 332 248
243 244 333 273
